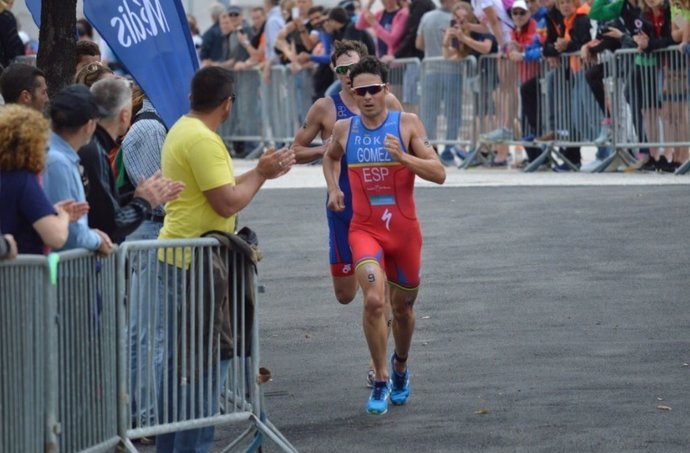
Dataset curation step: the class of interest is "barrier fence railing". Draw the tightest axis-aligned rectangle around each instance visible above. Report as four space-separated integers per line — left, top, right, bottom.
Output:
0 255 52 453
0 238 297 453
611 46 690 174
220 50 688 173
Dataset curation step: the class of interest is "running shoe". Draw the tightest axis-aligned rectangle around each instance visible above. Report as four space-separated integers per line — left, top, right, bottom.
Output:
389 355 410 406
366 380 391 415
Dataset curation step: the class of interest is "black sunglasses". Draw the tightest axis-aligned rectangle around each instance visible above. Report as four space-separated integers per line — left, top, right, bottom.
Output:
229 93 236 103
351 84 386 96
229 12 240 17
334 64 354 75
511 9 527 16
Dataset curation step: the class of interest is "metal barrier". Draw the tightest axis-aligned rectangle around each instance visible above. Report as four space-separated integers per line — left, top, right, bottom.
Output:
420 56 477 150
386 57 422 115
0 251 120 453
0 239 296 453
117 238 297 453
611 46 690 174
55 250 120 453
0 256 51 453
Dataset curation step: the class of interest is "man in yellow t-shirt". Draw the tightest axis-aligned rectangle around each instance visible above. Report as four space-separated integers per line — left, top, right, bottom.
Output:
155 65 295 453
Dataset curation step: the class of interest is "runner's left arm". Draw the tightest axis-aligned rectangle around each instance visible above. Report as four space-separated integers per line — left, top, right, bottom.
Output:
384 113 446 185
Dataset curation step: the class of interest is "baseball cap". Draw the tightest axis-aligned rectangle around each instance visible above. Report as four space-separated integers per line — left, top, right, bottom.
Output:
511 0 528 11
50 84 108 129
227 5 241 15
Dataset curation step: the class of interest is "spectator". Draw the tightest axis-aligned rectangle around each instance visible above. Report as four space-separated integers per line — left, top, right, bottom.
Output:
631 0 680 172
76 18 95 41
155 65 295 453
42 85 113 255
200 2 227 66
0 63 49 113
119 86 169 434
263 0 287 81
0 0 26 69
356 0 410 58
275 0 318 123
416 0 462 162
395 0 436 60
515 0 553 165
0 104 88 254
75 40 101 73
442 2 499 164
235 7 268 69
187 14 204 62
505 0 540 164
74 61 115 87
393 0 435 114
542 0 592 171
79 78 183 244
216 6 254 69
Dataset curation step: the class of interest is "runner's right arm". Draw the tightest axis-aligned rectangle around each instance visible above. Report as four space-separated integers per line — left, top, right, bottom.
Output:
323 119 348 212
292 98 330 164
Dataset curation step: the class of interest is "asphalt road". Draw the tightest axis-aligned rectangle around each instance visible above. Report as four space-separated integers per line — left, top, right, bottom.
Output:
193 184 690 453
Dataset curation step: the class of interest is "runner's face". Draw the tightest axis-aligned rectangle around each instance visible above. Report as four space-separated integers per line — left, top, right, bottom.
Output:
351 73 387 118
334 51 360 87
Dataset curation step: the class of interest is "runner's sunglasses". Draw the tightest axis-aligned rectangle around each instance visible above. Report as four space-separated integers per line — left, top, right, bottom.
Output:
334 64 354 74
351 84 386 96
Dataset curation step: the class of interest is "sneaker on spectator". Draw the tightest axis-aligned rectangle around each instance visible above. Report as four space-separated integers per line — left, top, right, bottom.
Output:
439 148 455 167
580 159 604 172
656 156 679 173
552 162 580 172
389 354 410 406
481 127 512 143
366 369 375 388
637 156 657 172
367 380 391 415
521 134 536 143
594 118 612 146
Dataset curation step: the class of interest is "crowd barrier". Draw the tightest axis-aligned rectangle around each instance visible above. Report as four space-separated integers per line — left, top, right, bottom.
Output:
221 48 689 174
0 238 297 453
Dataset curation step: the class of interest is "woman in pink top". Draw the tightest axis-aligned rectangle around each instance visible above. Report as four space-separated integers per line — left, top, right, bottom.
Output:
356 0 409 58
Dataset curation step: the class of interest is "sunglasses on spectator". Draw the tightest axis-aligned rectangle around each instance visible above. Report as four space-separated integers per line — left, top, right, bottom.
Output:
229 12 240 17
511 9 527 15
334 64 354 75
230 93 236 103
351 84 386 96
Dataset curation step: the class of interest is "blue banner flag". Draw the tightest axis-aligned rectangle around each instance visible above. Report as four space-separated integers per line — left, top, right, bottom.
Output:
84 0 199 128
26 0 42 27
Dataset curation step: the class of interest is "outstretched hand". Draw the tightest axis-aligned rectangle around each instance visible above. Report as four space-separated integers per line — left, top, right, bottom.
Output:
135 171 185 208
55 199 90 223
256 147 296 179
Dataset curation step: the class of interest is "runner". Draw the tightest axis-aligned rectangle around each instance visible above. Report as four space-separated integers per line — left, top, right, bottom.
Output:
323 56 445 415
292 39 403 386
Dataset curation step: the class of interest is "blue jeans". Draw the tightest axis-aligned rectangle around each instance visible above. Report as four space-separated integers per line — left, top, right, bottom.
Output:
126 220 163 426
155 263 231 453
